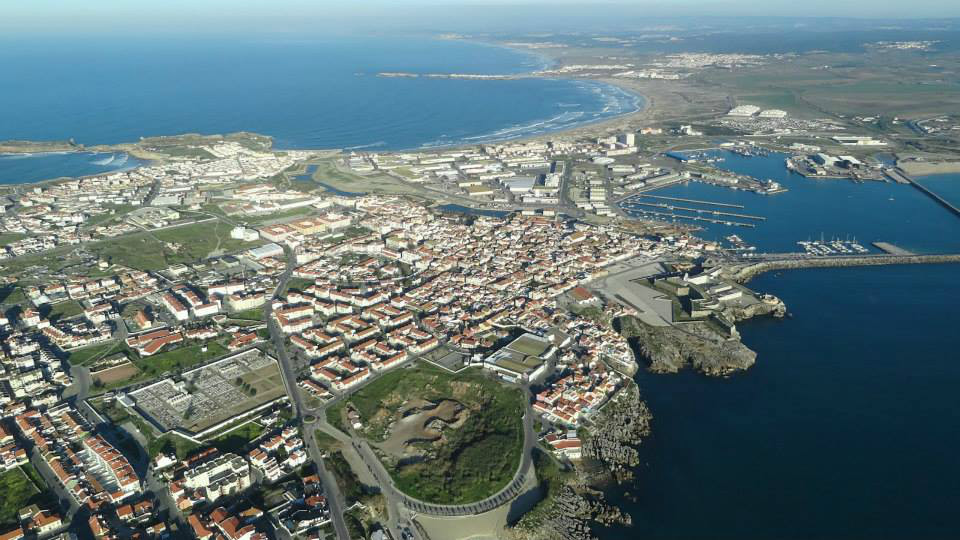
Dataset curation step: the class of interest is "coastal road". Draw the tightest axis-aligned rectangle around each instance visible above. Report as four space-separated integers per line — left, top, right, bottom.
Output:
266 243 351 540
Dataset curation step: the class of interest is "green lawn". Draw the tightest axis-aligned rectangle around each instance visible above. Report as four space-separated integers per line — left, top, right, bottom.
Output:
89 340 230 395
0 466 45 528
67 340 125 366
285 277 315 294
134 341 229 379
41 299 84 322
84 204 137 228
0 284 25 305
0 233 27 245
229 308 265 321
88 219 264 271
240 206 315 225
207 422 264 455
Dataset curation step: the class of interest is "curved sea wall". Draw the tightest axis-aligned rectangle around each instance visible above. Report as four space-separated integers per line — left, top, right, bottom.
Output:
733 254 960 283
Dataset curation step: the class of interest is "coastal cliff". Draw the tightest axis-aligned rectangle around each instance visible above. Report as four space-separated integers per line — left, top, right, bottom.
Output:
617 316 757 376
508 384 651 540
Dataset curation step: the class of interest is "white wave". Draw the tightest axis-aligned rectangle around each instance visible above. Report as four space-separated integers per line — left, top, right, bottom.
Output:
91 154 116 166
345 141 387 150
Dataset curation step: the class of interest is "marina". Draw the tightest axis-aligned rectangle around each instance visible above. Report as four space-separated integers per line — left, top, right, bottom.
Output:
796 238 870 256
623 200 766 221
637 194 746 209
625 208 757 228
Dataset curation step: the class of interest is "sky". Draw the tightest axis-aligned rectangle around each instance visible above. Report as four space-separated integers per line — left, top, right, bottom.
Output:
3 1 960 35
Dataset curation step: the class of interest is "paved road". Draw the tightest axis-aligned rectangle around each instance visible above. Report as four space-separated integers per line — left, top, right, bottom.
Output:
267 244 351 540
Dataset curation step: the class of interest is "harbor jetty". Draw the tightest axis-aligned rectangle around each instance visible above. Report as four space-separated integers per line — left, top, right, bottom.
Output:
731 253 960 282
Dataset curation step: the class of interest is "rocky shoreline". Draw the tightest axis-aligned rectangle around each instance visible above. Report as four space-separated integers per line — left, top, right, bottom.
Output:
509 384 651 540
617 316 757 376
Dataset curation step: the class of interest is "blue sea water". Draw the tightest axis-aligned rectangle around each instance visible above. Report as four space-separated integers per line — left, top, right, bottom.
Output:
600 263 960 540
0 36 640 152
0 152 146 185
624 151 960 254
602 152 960 539
2 33 959 539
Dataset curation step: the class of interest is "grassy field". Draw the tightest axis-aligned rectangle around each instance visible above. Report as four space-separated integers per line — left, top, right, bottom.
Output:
88 219 265 271
702 53 960 119
342 363 526 504
40 299 84 322
285 277 315 294
314 430 342 454
239 206 315 225
135 341 229 379
0 233 27 245
207 421 264 454
67 340 126 366
84 204 138 229
0 283 26 305
0 466 45 528
89 340 230 394
228 308 265 321
309 159 422 196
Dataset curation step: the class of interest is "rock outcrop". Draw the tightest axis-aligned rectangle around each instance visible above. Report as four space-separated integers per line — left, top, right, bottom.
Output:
619 316 757 376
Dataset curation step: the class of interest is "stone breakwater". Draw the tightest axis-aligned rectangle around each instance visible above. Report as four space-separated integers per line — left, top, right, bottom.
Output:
732 254 960 283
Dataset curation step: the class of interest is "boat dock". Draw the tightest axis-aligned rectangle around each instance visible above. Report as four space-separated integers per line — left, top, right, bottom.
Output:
624 201 766 221
637 194 745 209
872 242 915 256
624 208 757 228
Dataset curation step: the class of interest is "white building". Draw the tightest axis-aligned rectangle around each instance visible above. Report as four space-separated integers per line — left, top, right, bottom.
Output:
728 105 761 117
183 453 251 502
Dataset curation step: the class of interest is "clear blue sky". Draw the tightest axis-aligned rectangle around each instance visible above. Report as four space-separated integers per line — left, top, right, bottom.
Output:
3 1 959 34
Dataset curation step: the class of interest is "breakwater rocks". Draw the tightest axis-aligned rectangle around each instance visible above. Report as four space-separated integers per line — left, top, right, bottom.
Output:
732 254 960 283
619 315 757 376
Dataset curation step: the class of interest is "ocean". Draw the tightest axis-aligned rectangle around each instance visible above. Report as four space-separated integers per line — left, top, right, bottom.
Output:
623 151 960 254
0 35 640 184
3 33 960 539
604 154 960 539
0 152 146 185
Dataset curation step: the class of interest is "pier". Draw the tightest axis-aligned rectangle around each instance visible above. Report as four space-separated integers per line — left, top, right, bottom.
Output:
624 201 765 221
624 208 757 228
637 194 746 209
732 253 960 282
872 242 915 256
900 170 960 218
